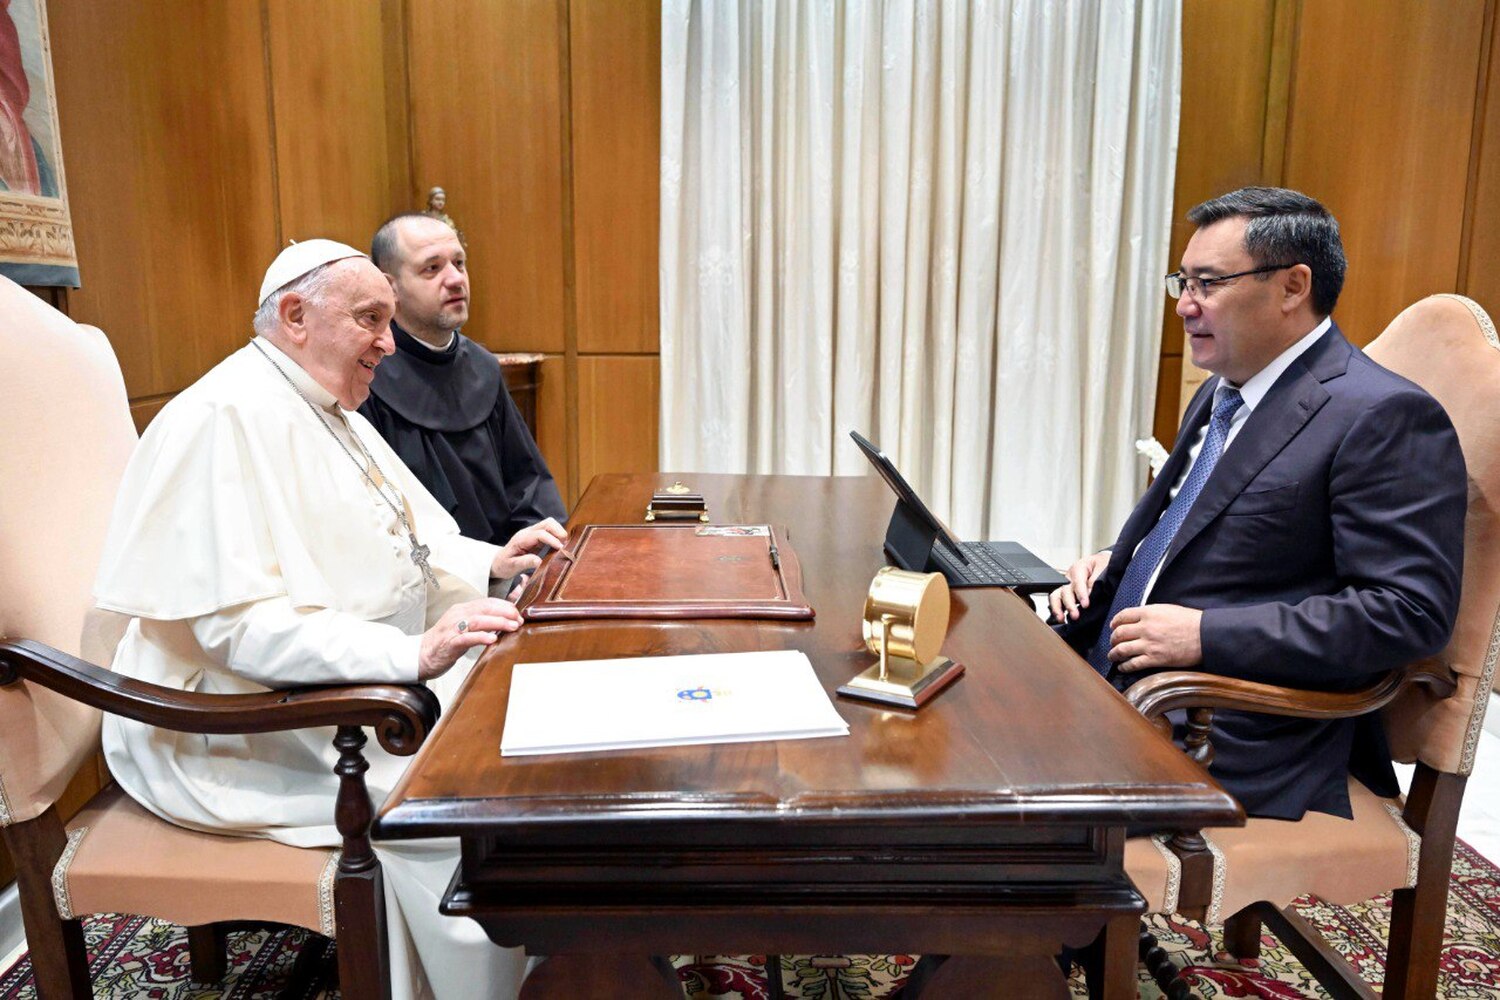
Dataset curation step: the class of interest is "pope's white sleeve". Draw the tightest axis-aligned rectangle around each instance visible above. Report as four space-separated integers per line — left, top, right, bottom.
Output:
427 533 500 594
189 598 424 688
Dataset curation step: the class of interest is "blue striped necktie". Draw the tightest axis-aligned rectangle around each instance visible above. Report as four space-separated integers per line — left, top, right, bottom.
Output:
1085 385 1244 677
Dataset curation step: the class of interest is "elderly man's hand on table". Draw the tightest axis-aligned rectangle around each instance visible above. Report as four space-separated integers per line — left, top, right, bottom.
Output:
491 517 569 581
420 598 523 680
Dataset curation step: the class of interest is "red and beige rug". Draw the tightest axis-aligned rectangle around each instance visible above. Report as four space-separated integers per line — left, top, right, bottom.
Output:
5 840 1500 998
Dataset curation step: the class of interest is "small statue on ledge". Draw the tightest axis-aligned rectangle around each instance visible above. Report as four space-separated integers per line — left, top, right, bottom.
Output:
422 186 465 246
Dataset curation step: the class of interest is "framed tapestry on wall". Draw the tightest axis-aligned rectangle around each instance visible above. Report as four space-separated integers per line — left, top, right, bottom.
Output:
0 0 75 286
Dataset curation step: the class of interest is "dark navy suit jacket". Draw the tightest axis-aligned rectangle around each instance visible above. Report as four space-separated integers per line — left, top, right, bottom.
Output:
1058 325 1466 820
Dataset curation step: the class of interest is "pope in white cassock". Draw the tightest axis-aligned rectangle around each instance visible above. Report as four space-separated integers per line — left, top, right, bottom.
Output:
93 240 568 1000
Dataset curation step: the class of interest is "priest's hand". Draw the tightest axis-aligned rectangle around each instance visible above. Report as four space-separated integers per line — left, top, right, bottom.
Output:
1049 549 1111 623
491 517 569 579
419 598 523 680
1106 604 1202 673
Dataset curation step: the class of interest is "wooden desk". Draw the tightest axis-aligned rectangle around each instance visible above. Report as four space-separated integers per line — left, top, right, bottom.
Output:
378 473 1242 998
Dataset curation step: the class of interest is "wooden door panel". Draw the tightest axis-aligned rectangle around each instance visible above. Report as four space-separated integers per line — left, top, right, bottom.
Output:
405 0 567 354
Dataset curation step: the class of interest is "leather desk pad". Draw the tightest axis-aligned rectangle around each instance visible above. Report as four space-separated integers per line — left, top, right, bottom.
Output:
516 524 814 621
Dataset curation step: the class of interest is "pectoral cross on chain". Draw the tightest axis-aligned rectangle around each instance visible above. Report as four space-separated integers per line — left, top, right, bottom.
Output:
408 534 438 588
249 343 448 593
361 441 439 589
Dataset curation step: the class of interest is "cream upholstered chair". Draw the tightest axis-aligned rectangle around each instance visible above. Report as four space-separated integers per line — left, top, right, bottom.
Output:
1114 294 1500 1000
0 276 436 999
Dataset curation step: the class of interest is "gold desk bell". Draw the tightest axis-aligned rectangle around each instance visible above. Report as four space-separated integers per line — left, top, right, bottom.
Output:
837 567 964 709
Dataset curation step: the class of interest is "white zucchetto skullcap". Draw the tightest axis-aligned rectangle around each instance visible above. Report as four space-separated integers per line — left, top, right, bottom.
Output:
258 239 366 306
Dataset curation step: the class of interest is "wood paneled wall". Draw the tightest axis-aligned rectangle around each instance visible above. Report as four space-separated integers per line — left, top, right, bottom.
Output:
1463 3 1500 312
570 1 660 357
1156 0 1500 446
267 1 400 247
406 0 568 357
399 0 661 503
48 1 283 430
43 0 660 503
46 0 412 429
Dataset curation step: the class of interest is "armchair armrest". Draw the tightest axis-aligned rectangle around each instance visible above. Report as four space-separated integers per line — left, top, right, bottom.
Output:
0 637 438 757
1124 659 1457 723
1120 659 1460 927
2 634 442 891
1123 659 1457 769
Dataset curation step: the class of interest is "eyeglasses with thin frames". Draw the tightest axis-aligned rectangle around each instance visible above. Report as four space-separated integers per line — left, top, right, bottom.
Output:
1164 264 1297 299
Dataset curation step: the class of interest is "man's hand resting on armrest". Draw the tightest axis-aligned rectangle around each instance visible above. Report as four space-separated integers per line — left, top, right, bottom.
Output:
1049 550 1111 623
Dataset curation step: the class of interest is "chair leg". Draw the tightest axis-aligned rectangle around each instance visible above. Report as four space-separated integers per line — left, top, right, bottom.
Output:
281 933 331 1000
2 808 92 999
1383 882 1448 1000
335 862 391 1000
1222 907 1263 962
1384 767 1464 1000
187 923 228 983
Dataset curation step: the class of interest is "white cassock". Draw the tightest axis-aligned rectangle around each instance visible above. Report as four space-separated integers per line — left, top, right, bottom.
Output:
95 336 525 1000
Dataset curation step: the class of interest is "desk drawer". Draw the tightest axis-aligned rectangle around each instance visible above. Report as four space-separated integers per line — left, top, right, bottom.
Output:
461 820 1119 897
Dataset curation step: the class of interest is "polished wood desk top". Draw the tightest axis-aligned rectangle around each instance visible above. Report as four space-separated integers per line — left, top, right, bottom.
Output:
378 472 1240 838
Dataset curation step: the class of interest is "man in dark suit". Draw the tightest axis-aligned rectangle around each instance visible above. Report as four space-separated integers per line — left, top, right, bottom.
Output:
1051 187 1466 821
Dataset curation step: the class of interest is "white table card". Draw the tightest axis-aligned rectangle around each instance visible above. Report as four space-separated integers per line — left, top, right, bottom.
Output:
500 649 848 757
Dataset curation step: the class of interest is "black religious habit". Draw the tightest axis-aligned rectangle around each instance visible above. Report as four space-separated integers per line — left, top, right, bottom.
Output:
359 323 565 546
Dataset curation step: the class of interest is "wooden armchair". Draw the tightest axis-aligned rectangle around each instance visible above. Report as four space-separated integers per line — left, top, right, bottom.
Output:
0 276 435 999
1116 294 1500 1000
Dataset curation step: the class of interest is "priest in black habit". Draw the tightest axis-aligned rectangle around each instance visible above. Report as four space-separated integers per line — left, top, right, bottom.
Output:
361 213 567 552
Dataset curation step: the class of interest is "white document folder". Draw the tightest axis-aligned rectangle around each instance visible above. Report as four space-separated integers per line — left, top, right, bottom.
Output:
500 649 849 757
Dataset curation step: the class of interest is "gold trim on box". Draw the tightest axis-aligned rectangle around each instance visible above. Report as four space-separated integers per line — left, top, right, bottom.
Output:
646 481 709 522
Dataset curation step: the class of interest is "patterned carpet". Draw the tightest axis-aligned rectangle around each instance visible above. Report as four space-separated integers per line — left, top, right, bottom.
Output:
5 840 1500 998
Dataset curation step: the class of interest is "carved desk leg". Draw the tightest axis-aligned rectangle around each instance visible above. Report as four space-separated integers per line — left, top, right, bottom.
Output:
1076 916 1155 1000
1095 915 1141 1000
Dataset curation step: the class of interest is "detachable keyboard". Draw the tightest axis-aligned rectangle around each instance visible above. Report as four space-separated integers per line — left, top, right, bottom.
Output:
929 540 1029 586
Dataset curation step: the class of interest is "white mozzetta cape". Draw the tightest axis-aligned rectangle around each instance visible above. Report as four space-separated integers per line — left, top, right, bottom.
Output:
95 338 493 623
96 338 498 847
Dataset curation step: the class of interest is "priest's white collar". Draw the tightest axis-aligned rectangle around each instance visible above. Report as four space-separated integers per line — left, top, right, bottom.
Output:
421 330 457 352
251 335 340 412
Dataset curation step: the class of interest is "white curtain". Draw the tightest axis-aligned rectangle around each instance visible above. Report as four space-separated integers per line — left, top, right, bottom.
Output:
660 0 1181 564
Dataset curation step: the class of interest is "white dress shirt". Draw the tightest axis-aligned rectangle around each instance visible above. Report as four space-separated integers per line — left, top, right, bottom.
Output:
1140 315 1332 600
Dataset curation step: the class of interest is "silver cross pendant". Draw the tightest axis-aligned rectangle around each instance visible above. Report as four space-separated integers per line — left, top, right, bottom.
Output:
409 534 439 588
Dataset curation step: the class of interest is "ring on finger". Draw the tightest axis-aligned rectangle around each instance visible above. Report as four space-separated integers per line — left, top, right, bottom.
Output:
457 619 469 633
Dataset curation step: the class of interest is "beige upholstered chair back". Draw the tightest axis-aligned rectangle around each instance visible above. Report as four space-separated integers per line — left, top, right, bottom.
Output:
1368 294 1500 777
0 277 137 826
